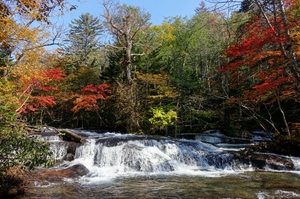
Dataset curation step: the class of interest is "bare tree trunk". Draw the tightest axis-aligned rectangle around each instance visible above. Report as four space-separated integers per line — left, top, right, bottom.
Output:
254 0 300 90
277 0 300 91
276 94 291 137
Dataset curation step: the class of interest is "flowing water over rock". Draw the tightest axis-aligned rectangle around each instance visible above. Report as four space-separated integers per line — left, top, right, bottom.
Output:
18 130 300 199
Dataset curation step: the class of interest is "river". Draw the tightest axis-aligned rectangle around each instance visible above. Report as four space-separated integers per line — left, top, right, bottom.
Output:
17 130 300 199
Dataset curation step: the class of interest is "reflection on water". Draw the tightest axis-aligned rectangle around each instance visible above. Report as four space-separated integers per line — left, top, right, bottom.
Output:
18 172 300 199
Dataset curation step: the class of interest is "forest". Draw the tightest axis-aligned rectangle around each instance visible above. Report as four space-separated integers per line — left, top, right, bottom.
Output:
0 0 300 179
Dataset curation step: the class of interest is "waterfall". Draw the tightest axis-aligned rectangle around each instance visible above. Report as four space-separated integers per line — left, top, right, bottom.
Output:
63 133 247 184
40 130 300 184
37 135 68 160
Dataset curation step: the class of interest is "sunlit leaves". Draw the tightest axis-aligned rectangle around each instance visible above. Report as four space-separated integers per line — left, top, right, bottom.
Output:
220 14 297 104
17 67 66 113
149 107 177 130
136 72 179 100
149 23 176 47
71 84 111 113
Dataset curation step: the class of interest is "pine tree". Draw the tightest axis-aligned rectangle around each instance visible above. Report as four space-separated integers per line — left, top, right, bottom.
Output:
64 13 104 69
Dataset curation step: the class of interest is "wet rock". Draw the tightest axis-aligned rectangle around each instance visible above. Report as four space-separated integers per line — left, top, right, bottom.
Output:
235 150 295 171
250 153 294 170
37 164 89 182
96 136 160 147
64 153 74 161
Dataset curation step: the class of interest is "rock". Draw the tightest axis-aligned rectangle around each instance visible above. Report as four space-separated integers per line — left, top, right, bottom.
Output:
250 153 294 170
235 151 295 170
38 164 89 182
66 141 81 154
64 153 74 161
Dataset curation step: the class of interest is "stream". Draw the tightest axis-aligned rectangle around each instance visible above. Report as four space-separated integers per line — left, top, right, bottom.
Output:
17 130 300 199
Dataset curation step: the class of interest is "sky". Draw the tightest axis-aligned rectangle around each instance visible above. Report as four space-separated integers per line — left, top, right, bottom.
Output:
56 0 204 26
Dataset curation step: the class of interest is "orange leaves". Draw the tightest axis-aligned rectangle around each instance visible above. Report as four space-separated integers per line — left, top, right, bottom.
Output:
17 67 66 113
220 14 299 106
43 68 66 82
71 84 111 113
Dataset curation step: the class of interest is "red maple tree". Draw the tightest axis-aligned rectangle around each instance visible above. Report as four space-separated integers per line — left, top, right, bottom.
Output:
71 84 111 113
220 16 296 104
18 68 66 113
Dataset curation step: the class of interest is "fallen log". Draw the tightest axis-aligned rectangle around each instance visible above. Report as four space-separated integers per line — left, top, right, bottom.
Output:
58 129 86 144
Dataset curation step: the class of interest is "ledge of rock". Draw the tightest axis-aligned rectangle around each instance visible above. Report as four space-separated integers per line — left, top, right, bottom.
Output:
35 164 89 183
249 153 294 170
235 144 295 171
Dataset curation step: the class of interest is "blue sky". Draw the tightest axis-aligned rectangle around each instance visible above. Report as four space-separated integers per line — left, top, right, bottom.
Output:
57 0 204 25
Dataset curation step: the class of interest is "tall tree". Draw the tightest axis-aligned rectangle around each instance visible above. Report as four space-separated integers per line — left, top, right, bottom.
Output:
0 1 70 192
220 0 300 136
64 13 104 70
102 0 151 83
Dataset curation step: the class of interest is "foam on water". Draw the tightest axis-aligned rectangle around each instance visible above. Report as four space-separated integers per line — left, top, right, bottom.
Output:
43 130 298 185
256 190 300 199
55 133 251 184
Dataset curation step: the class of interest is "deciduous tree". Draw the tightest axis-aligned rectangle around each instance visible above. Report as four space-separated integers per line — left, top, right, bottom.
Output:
220 0 300 136
102 0 151 83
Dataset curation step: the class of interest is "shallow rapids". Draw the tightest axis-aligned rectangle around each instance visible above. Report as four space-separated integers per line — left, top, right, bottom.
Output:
21 130 300 198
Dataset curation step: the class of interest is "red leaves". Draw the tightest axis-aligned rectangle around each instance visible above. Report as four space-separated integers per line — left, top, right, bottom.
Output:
72 84 111 113
220 15 297 105
42 68 66 82
23 96 56 113
20 68 66 113
253 77 291 91
81 84 110 95
221 18 286 73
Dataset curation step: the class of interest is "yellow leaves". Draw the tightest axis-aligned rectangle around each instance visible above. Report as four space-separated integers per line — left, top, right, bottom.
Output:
150 22 176 45
136 72 179 100
149 107 177 130
291 28 300 55
0 78 20 111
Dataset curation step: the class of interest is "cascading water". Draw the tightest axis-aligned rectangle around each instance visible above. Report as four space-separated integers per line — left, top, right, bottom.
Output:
23 130 300 199
50 131 253 184
35 134 68 160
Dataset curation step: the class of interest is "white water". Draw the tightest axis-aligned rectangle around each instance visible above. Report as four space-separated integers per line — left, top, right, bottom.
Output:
45 131 254 184
43 130 300 186
21 130 300 199
36 135 68 160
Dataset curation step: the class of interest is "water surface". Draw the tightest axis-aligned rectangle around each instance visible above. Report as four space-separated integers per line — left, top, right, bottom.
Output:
18 171 300 199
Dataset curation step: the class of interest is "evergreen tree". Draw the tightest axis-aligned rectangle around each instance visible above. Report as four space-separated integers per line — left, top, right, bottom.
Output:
64 13 104 70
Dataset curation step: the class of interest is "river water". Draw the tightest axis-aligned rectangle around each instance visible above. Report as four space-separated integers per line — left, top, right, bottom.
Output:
18 130 300 199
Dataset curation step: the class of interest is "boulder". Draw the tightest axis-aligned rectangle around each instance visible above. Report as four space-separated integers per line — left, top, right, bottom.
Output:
37 164 89 182
64 153 74 161
250 153 294 170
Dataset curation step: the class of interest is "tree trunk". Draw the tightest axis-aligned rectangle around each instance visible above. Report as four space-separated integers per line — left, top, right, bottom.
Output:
276 94 291 137
277 0 300 91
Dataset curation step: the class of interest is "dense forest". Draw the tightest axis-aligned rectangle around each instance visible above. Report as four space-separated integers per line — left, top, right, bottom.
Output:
1 0 300 179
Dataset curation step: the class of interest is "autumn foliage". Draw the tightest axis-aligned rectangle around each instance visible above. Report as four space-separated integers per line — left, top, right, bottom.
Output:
220 15 297 104
18 68 66 113
72 84 111 113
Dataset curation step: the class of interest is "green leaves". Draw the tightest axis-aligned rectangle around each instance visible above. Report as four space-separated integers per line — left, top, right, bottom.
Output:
149 107 177 131
0 126 52 172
